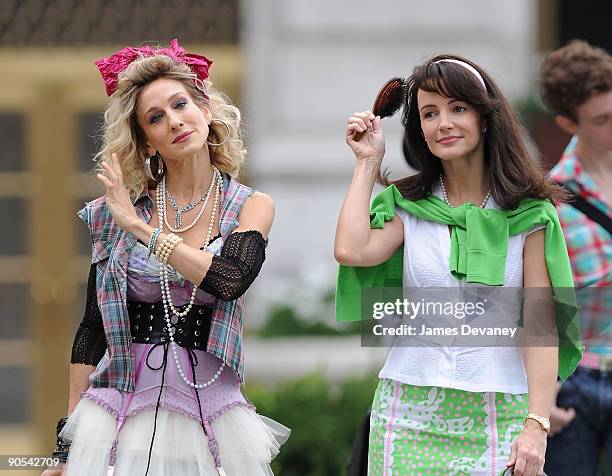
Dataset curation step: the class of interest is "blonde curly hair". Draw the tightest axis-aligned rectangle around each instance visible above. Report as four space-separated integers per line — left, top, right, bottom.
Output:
93 54 246 200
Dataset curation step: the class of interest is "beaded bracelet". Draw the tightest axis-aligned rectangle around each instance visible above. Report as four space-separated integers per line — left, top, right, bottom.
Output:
163 235 183 263
155 233 183 264
147 227 162 259
158 238 181 264
155 233 176 259
156 233 181 258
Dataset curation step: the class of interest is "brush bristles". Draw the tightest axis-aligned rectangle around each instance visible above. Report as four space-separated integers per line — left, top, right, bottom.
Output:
372 77 405 119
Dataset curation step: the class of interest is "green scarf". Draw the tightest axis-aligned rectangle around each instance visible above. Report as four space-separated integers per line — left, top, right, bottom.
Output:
336 185 583 380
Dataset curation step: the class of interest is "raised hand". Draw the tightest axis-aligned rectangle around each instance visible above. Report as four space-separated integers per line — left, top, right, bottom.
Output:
96 153 140 233
345 110 385 164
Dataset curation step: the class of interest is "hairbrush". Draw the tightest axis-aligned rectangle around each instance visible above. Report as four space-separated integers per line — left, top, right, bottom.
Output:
352 77 406 142
372 77 406 118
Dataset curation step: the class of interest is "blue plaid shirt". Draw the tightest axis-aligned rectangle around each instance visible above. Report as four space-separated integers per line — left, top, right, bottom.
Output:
78 174 254 392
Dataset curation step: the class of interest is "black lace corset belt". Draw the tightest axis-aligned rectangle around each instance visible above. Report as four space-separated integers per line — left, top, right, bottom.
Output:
127 300 212 352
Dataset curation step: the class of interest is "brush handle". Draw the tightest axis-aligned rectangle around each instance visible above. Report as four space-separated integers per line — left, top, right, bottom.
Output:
351 99 378 142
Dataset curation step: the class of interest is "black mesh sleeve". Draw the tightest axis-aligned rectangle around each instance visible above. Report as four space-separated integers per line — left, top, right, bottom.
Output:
70 264 107 365
198 230 267 301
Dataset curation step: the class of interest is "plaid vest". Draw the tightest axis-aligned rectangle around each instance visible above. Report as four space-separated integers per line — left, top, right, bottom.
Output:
77 174 253 392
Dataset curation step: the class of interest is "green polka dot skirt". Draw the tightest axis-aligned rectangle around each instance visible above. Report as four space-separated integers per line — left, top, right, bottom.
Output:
368 379 528 475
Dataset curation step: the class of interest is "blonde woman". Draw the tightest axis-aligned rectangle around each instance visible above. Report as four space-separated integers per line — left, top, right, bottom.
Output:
42 39 289 476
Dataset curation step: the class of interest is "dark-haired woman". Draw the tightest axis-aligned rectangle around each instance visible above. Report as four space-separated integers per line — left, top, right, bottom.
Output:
335 55 583 476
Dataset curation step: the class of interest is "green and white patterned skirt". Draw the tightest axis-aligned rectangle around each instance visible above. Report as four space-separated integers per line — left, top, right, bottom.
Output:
368 378 528 476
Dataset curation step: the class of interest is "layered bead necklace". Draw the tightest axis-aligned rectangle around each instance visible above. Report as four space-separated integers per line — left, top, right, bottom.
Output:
166 188 208 228
163 171 217 233
156 166 226 389
439 175 491 209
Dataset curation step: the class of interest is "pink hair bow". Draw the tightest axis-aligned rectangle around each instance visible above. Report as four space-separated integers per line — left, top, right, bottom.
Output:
94 38 212 97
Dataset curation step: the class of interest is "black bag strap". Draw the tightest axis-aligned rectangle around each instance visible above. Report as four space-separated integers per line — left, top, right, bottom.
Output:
555 181 612 236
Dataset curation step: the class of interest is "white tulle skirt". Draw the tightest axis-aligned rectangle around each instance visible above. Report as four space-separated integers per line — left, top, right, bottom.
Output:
60 398 290 476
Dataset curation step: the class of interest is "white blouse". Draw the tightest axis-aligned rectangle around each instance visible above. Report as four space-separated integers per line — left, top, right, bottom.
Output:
378 186 543 394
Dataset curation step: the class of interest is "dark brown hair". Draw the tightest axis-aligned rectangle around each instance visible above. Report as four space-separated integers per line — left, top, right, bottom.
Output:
540 40 612 122
379 54 567 210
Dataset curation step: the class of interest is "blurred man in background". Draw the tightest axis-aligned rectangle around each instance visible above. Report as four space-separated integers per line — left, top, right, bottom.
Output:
540 40 612 475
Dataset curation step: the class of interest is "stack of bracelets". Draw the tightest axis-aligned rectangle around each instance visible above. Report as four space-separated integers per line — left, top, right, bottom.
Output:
155 232 183 262
147 226 163 259
51 417 70 463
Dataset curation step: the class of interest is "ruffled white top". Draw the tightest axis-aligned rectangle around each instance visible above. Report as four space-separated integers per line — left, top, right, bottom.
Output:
379 185 543 394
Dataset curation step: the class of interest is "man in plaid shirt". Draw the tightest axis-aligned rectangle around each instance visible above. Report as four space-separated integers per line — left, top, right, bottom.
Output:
540 40 612 475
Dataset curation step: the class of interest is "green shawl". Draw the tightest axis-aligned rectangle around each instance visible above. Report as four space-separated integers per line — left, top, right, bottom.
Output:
336 185 583 380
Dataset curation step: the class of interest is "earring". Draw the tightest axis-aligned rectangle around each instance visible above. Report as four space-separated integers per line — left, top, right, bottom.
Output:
482 125 487 133
206 119 230 147
144 152 165 182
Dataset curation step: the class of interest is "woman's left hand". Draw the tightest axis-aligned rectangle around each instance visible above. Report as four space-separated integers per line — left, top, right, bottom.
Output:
96 153 140 233
506 421 547 475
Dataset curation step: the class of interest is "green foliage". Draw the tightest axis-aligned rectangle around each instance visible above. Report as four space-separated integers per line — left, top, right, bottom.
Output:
514 87 551 124
245 372 378 476
257 303 361 337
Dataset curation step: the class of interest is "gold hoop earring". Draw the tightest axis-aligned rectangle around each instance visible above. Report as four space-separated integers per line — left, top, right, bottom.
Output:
206 119 230 147
144 152 165 182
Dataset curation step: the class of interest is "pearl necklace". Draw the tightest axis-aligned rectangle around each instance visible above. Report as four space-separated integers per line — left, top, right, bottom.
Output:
162 170 217 233
157 168 221 317
156 167 226 389
439 175 491 208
